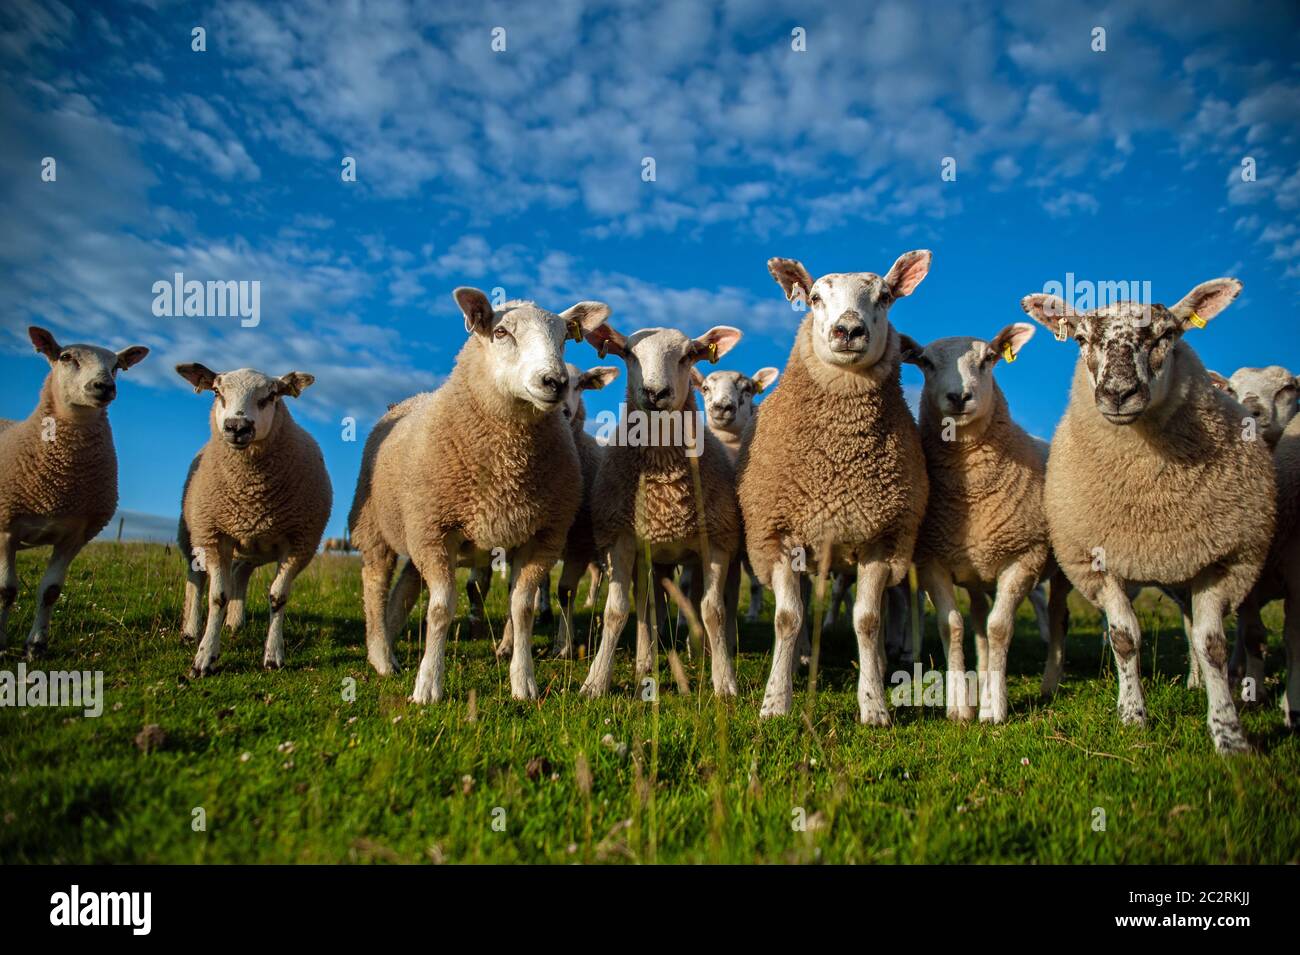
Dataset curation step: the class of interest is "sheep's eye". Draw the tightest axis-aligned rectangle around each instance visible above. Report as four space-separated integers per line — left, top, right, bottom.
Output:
493 326 510 341
809 293 821 305
59 353 77 366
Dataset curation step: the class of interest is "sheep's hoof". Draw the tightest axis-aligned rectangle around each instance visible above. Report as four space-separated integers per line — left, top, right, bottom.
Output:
859 707 891 727
511 677 538 700
263 656 284 671
1186 672 1203 690
759 694 791 718
947 705 976 722
578 679 608 699
410 680 441 705
189 660 217 678
494 639 513 659
713 679 738 697
24 640 48 661
549 643 574 660
1212 730 1251 755
1118 708 1147 727
368 655 398 677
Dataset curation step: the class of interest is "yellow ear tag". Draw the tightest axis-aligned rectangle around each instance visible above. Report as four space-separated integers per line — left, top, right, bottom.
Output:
596 341 608 359
1003 342 1016 363
1189 310 1206 329
708 342 719 363
567 319 584 343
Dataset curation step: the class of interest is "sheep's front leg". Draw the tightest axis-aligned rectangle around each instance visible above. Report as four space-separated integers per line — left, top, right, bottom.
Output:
702 546 739 696
822 572 850 630
410 538 457 704
360 548 398 675
744 559 764 624
0 532 17 651
760 552 803 717
581 534 635 698
551 558 582 658
1230 592 1267 705
385 558 422 646
634 553 656 680
979 560 1038 724
495 562 520 659
969 589 990 690
26 538 83 659
262 552 312 670
851 559 892 726
919 562 973 721
508 544 556 700
465 563 492 640
225 560 256 633
1040 570 1070 697
1189 587 1249 754
1096 577 1146 726
191 542 233 676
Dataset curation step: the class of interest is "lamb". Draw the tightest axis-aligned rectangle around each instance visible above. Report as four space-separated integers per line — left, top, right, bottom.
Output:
738 251 932 724
1021 278 1274 753
175 364 332 675
0 326 148 657
348 289 610 702
581 321 744 697
897 322 1070 721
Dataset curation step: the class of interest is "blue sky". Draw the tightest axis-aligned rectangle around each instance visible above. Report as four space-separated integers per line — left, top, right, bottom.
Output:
1 0 1298 539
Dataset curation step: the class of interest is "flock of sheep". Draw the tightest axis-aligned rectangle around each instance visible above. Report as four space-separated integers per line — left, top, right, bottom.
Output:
1 249 1296 757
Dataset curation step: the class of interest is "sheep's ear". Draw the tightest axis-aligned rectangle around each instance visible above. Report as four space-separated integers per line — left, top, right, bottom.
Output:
560 301 612 342
584 323 628 359
1207 370 1233 392
275 372 315 398
1021 294 1077 341
453 287 495 335
1169 278 1242 331
751 367 779 392
897 333 925 366
116 345 149 371
768 258 815 304
690 326 742 364
883 250 932 299
578 366 619 391
689 366 707 389
989 322 1035 365
176 363 218 393
29 326 60 362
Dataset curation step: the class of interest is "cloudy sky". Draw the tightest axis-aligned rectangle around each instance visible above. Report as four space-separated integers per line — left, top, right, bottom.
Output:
1 0 1298 538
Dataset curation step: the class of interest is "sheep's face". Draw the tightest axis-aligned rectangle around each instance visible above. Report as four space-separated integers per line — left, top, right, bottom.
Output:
900 324 1034 426
175 364 314 449
454 289 611 414
560 362 619 425
1022 278 1243 425
29 326 148 413
691 367 779 432
584 325 742 413
768 252 932 372
1210 365 1299 446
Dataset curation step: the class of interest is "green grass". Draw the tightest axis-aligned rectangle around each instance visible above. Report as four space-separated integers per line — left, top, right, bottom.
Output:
1 541 1297 863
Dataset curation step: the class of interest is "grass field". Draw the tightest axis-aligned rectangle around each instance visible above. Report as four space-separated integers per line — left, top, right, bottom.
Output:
1 541 1297 864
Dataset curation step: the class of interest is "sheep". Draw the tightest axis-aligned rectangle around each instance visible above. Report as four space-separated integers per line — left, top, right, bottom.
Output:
897 322 1071 721
1271 415 1300 726
1021 278 1274 753
691 365 778 628
348 289 611 702
175 364 332 675
0 326 149 658
738 251 932 724
580 321 744 697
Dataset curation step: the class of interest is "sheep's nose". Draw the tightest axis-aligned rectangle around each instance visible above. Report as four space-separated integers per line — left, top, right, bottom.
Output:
87 379 115 401
642 385 672 407
223 417 254 440
535 370 567 400
831 311 866 341
947 391 972 408
1101 383 1140 406
716 401 736 415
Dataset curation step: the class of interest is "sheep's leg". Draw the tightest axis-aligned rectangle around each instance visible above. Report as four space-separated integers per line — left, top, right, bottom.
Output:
1167 587 1201 689
979 560 1038 724
1041 570 1070 697
822 571 850 631
759 552 803 717
919 563 973 721
1230 592 1267 705
181 543 207 644
744 557 764 624
410 538 457 704
581 563 601 609
360 548 398 676
1189 587 1249 754
634 553 655 680
191 542 233 676
263 552 311 670
507 545 552 700
535 569 553 626
0 532 18 651
1284 585 1300 729
551 558 582 659
722 556 741 657
703 546 739 696
25 538 82 659
581 535 635 697
884 583 910 668
225 560 256 633
385 558 423 645
969 589 990 693
655 561 675 644
1028 583 1049 645
1096 577 1146 727
496 562 520 659
796 575 813 665
465 563 491 641
852 559 893 726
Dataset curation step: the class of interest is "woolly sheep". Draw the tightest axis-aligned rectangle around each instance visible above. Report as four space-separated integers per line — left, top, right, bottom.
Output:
738 251 932 724
581 321 743 697
0 326 148 657
898 322 1070 720
175 363 332 675
1022 278 1274 753
348 289 610 702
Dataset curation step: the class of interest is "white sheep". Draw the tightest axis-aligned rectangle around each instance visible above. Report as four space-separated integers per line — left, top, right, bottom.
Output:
1022 279 1274 753
348 289 610 702
175 364 332 675
0 326 148 657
